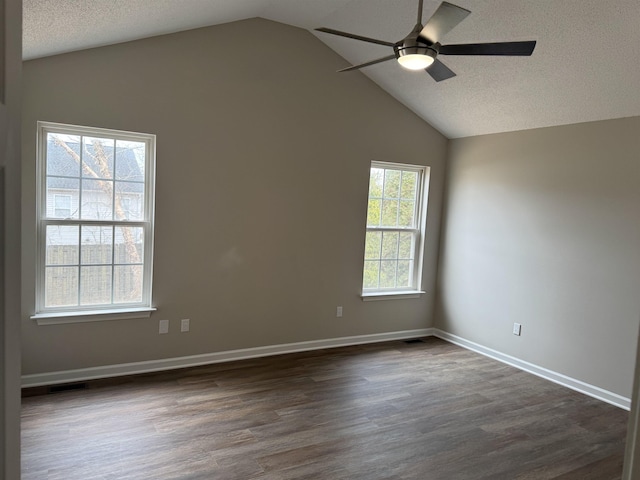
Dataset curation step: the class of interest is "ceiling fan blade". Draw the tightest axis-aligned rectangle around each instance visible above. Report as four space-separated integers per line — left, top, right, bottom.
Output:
426 59 456 82
419 2 471 44
439 41 537 56
338 54 397 72
315 27 396 47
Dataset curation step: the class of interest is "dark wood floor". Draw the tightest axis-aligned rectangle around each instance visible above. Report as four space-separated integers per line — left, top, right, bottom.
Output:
22 337 628 479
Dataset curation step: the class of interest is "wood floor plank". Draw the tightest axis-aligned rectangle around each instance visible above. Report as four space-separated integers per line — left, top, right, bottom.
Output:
21 338 628 479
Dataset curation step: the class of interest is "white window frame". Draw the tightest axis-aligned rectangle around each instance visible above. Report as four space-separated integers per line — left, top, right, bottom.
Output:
32 121 157 324
361 161 430 300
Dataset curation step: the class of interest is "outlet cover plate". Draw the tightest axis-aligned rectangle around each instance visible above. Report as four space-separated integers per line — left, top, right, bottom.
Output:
159 319 169 334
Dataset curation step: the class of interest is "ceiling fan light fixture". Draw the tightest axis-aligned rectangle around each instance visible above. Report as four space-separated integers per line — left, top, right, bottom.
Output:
397 46 436 70
398 53 435 70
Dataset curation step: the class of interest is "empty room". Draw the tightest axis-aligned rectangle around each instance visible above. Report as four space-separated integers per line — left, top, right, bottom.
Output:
8 0 640 478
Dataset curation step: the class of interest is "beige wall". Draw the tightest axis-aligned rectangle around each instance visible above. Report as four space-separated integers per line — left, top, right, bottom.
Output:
436 117 640 398
2 0 22 476
21 18 448 375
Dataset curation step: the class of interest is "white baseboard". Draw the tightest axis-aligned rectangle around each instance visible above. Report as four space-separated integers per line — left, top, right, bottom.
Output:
433 329 631 411
22 327 631 411
21 328 434 388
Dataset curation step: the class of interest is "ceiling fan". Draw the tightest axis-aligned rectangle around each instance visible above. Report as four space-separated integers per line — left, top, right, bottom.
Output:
315 0 536 82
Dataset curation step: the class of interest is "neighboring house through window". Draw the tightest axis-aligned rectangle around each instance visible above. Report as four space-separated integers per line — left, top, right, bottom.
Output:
121 197 132 220
362 161 429 298
34 121 156 319
53 194 72 218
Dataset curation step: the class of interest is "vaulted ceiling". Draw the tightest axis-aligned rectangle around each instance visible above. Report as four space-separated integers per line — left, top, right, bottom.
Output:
23 0 640 138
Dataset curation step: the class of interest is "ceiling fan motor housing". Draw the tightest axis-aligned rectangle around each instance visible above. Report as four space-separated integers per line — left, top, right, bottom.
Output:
395 42 438 61
394 24 439 61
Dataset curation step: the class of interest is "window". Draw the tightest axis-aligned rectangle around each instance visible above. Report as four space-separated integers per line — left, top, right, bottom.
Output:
35 122 156 318
362 162 429 297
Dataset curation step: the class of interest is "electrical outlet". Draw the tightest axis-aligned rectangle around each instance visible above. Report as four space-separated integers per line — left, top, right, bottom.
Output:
513 323 522 336
159 319 169 334
181 318 190 332
336 306 343 318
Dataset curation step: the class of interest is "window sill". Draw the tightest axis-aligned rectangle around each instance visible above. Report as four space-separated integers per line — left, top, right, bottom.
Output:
30 307 156 325
361 290 425 302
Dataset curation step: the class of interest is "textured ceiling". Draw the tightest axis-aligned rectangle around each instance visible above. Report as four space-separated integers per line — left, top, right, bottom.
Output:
23 0 640 138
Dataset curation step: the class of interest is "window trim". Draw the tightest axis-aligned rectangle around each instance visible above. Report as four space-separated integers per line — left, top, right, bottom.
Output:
31 307 157 325
361 161 430 299
33 121 156 321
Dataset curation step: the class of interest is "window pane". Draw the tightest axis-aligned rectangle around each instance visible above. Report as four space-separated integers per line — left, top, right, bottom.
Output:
114 183 144 221
47 133 81 177
369 168 384 198
114 226 144 264
379 261 397 288
383 170 401 198
381 232 399 259
398 232 413 259
45 266 78 307
397 261 411 287
115 140 145 182
400 171 417 199
46 178 79 219
46 225 79 265
114 265 143 303
80 266 112 305
398 200 415 227
365 231 382 260
366 198 381 227
81 226 113 265
83 137 115 179
363 261 380 289
81 179 114 220
381 199 398 227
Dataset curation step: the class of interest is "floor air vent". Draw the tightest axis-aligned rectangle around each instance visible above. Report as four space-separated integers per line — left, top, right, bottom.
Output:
404 338 425 344
48 382 87 394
